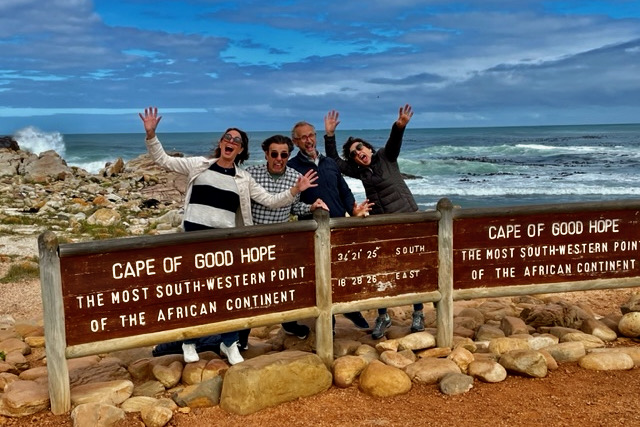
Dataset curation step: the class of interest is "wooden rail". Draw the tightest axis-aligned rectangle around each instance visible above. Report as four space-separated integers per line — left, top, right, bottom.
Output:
39 198 640 414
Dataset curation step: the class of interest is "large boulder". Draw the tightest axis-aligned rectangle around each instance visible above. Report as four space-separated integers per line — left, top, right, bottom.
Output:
19 149 73 182
220 351 332 415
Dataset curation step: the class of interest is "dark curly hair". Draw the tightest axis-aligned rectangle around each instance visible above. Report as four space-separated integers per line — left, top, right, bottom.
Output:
213 127 250 165
261 134 294 153
341 136 375 163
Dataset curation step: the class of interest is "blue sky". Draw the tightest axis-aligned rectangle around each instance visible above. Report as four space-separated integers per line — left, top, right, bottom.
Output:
1 0 640 134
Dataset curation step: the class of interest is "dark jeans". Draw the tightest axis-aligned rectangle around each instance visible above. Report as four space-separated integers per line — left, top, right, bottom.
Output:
378 304 424 316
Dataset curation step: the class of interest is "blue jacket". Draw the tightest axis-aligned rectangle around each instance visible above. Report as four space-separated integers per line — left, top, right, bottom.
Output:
288 151 356 219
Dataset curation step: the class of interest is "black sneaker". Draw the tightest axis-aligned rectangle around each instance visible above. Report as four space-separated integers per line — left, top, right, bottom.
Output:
343 312 370 329
371 314 392 339
411 310 425 332
282 322 310 339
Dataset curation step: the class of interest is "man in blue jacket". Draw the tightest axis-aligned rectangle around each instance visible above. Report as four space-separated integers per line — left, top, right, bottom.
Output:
288 120 372 330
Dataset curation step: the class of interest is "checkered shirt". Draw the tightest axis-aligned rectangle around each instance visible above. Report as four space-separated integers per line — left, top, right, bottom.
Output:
245 164 312 224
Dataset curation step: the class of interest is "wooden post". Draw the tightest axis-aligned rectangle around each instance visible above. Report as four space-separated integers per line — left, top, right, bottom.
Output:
38 231 70 415
436 198 454 348
313 209 333 366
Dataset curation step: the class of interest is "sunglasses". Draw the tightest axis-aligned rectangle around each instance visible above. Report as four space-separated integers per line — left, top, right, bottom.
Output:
222 133 243 145
269 151 289 159
349 142 364 159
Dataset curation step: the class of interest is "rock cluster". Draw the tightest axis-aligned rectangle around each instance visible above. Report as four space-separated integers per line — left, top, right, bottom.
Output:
2 294 640 425
0 146 187 244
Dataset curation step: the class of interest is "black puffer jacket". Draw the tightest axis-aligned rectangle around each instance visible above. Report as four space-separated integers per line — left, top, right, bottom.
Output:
325 123 418 215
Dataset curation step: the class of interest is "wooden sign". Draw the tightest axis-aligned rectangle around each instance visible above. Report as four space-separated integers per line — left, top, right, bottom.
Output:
453 209 640 289
330 222 439 303
60 231 316 346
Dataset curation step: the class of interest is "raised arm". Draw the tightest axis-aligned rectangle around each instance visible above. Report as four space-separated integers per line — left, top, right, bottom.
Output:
384 104 413 162
324 110 359 177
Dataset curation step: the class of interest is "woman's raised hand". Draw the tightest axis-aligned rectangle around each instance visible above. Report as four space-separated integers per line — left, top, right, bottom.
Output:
139 107 162 139
396 104 413 128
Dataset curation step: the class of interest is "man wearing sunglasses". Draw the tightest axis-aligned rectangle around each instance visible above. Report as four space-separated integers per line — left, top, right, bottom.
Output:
242 135 328 344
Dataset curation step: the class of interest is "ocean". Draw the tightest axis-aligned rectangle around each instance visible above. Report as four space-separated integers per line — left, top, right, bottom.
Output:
11 123 640 210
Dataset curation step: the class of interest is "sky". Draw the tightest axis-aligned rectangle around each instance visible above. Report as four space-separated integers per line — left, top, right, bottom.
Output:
1 0 640 134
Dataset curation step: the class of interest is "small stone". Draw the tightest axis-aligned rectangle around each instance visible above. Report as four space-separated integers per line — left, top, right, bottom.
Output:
439 373 474 395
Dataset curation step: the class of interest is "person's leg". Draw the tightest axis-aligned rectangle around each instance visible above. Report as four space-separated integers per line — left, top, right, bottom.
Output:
411 303 425 332
343 312 369 329
237 328 251 350
281 321 310 339
219 331 244 365
152 340 184 357
372 308 391 339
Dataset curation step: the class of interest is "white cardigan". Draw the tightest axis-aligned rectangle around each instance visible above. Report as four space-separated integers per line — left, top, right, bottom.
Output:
145 136 295 226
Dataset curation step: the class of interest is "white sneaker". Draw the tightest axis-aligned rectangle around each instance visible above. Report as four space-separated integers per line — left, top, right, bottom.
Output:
220 341 244 365
181 343 199 363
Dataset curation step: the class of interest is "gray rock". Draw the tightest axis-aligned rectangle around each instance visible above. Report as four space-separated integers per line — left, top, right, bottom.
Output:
439 372 474 395
620 293 640 314
543 341 586 363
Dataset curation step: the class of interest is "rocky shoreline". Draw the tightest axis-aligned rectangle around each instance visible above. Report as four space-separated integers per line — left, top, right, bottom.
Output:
1 141 640 426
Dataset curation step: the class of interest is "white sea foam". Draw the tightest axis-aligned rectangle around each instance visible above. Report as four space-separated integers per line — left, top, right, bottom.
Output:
515 144 599 153
13 126 66 158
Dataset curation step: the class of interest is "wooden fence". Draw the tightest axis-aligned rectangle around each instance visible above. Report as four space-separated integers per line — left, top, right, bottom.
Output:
38 198 640 414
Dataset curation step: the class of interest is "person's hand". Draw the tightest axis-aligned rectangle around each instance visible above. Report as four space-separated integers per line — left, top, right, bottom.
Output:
139 107 162 139
292 170 319 194
352 199 374 217
324 110 340 137
310 198 329 212
396 104 413 128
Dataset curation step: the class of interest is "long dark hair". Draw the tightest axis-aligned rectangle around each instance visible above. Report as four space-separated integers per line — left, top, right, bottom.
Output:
342 136 375 163
213 127 250 165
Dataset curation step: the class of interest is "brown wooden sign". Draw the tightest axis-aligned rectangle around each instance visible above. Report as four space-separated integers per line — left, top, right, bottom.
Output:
453 209 640 289
330 222 439 303
60 231 316 346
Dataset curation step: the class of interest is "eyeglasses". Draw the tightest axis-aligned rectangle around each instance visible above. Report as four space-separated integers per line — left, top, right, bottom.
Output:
294 132 316 142
222 133 243 145
349 142 364 159
269 151 289 159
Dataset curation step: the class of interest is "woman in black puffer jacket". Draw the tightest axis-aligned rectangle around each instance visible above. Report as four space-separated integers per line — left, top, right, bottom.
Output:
324 104 424 339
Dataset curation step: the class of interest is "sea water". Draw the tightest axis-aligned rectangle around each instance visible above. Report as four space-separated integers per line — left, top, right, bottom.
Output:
12 123 640 210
